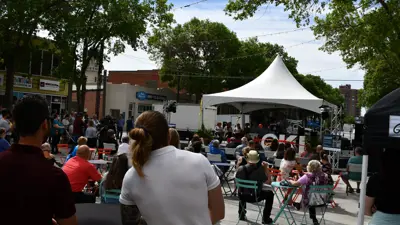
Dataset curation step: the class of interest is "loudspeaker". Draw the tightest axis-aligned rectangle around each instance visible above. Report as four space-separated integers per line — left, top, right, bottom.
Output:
354 123 363 147
298 127 305 136
322 111 329 120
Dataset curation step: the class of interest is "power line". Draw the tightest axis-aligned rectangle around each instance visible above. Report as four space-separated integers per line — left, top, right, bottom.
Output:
172 0 208 11
122 39 319 64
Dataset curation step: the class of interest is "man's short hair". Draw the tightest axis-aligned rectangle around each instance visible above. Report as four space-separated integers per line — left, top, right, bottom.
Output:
212 140 220 148
122 136 129 144
1 109 10 117
355 147 363 155
12 95 49 137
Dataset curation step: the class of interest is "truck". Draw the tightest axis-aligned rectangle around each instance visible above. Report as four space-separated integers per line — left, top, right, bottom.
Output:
153 103 217 132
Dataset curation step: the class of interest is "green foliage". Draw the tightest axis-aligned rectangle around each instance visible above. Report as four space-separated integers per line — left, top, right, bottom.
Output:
343 115 355 124
46 0 174 111
0 0 67 107
224 0 400 107
294 74 344 106
196 127 213 141
147 18 298 99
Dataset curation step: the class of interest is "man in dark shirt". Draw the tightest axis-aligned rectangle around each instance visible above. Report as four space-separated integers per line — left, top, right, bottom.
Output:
236 150 274 224
72 113 87 139
0 95 77 225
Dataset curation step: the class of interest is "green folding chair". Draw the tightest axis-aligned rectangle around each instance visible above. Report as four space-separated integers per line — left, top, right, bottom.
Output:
235 178 265 225
99 180 121 204
301 185 333 225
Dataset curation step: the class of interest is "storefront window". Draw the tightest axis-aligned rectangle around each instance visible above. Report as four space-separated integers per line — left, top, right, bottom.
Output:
128 103 134 118
138 104 153 115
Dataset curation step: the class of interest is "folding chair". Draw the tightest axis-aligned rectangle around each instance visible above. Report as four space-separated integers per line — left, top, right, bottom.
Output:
99 180 121 204
224 148 236 157
301 185 333 225
346 164 362 195
265 150 275 160
97 148 112 160
330 174 341 208
274 158 282 169
235 178 265 225
57 144 69 164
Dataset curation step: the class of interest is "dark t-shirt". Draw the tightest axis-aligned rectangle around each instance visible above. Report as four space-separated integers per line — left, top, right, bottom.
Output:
366 173 400 214
0 144 76 225
236 164 267 193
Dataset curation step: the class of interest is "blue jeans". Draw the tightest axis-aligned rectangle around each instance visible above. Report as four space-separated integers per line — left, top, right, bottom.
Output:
370 211 400 225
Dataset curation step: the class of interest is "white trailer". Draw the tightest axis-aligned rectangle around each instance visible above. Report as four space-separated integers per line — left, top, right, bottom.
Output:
153 103 217 131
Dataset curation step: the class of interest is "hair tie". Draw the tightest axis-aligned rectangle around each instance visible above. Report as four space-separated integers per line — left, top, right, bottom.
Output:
136 125 149 136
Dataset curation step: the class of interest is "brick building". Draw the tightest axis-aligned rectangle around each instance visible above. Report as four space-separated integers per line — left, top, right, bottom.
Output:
72 69 194 118
339 84 361 117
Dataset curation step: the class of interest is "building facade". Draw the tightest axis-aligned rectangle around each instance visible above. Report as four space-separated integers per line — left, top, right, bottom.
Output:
106 83 176 120
0 39 68 114
339 84 361 117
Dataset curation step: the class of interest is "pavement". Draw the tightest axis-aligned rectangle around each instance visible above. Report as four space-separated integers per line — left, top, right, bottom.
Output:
219 175 370 225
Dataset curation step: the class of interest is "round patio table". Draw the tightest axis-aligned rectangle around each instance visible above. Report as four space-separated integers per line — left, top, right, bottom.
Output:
75 203 121 225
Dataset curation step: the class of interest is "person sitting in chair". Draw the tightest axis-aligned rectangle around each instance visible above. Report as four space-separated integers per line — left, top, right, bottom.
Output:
63 145 102 204
235 150 274 224
341 147 363 193
103 129 118 155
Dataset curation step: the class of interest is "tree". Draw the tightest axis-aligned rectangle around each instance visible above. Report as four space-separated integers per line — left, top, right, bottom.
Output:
48 0 173 112
343 115 355 124
294 74 344 106
224 0 400 107
147 18 299 101
0 0 68 108
148 18 241 101
227 37 298 89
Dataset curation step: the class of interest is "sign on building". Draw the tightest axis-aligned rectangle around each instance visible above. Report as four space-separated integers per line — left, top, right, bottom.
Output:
39 79 60 91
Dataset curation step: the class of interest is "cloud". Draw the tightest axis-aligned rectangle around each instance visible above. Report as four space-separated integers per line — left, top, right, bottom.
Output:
104 0 365 89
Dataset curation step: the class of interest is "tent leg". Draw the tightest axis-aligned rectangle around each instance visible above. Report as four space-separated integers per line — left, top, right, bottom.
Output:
241 103 245 128
357 155 369 225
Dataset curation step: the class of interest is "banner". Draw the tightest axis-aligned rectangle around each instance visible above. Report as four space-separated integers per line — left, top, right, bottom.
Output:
40 79 60 91
14 75 32 88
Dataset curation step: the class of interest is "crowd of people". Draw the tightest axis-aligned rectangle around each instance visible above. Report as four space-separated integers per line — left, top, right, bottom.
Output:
0 95 225 225
0 94 397 225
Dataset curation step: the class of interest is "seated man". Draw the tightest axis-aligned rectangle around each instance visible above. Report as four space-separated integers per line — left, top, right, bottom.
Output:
235 137 248 160
117 136 132 168
103 129 119 154
209 140 227 162
65 136 88 162
63 145 102 203
341 147 363 193
236 150 274 224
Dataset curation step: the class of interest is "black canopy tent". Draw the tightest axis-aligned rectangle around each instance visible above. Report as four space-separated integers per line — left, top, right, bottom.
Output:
363 88 400 172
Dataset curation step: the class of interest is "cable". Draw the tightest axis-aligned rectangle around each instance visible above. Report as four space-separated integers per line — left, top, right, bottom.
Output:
172 0 208 11
122 39 319 65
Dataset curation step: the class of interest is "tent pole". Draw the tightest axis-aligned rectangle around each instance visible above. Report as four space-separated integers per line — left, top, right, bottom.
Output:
241 103 245 128
357 155 368 225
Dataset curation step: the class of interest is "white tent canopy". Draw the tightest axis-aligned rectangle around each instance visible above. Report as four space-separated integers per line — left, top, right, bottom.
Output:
202 55 335 114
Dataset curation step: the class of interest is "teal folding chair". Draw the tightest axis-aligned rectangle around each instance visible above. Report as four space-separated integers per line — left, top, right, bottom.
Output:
99 180 121 204
301 185 333 225
235 178 264 225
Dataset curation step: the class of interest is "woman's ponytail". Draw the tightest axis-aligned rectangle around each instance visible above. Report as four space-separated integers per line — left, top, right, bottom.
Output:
129 127 153 177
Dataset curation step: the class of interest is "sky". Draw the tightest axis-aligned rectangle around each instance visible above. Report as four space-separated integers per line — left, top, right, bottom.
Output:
104 0 365 90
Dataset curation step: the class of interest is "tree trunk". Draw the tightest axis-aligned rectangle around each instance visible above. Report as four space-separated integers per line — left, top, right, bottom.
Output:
4 54 15 109
76 83 82 112
95 42 104 116
79 76 87 113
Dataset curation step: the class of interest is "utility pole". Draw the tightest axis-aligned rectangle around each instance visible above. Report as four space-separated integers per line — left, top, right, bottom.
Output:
102 70 107 118
176 74 181 103
95 42 104 117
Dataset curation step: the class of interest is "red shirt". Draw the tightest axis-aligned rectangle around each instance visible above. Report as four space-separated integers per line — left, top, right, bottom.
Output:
0 144 76 225
72 118 87 136
62 156 102 192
